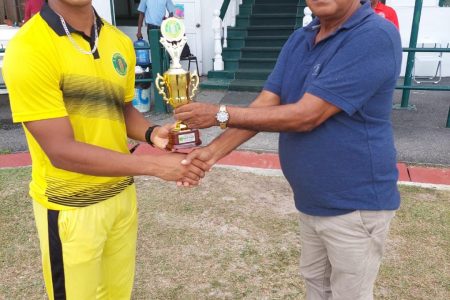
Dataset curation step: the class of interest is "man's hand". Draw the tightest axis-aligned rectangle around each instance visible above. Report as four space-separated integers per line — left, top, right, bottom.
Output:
156 152 209 186
151 123 173 150
174 103 218 129
136 30 143 39
181 147 217 170
176 147 217 186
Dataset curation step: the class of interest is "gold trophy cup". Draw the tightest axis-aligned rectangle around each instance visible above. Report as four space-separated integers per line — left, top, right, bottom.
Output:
155 18 201 150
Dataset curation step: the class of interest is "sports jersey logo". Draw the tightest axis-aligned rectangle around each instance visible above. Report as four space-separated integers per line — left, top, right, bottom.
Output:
112 53 127 76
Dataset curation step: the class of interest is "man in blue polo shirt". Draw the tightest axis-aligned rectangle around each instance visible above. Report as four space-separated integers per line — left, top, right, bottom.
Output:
174 0 402 298
136 0 175 40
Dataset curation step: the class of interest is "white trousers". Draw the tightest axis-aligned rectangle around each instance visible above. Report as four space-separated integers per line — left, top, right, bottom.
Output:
299 210 395 300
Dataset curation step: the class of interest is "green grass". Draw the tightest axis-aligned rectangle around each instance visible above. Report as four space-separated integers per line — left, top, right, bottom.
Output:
0 167 449 299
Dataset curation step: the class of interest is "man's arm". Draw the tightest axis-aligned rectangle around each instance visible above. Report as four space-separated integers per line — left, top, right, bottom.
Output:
175 91 341 133
24 116 207 184
166 0 175 16
137 12 145 39
177 90 340 168
123 102 171 148
180 90 282 167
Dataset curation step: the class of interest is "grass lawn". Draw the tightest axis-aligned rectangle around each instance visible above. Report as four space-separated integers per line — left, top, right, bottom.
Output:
0 167 449 299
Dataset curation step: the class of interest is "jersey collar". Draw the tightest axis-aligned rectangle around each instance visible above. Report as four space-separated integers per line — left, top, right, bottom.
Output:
40 3 104 38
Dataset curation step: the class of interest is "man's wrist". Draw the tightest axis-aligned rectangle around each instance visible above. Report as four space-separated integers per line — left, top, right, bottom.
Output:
145 125 161 147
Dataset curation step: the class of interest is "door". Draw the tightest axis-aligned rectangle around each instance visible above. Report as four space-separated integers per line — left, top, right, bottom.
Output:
173 0 203 74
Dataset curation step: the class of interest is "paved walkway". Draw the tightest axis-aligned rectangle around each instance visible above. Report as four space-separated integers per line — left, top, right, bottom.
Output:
1 144 449 187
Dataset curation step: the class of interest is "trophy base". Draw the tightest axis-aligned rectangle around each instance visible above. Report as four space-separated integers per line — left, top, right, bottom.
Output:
166 128 201 151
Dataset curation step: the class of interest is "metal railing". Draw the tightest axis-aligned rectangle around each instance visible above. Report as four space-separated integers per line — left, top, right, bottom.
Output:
395 0 450 127
220 0 232 20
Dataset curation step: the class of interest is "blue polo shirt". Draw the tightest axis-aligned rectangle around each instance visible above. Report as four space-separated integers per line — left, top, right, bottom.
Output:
138 0 175 26
264 1 402 216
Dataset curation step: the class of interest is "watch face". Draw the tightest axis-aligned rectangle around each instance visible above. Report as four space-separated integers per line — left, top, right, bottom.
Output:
216 111 229 123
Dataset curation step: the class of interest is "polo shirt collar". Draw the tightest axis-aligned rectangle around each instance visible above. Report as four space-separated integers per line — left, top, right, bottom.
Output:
40 3 103 37
340 0 374 30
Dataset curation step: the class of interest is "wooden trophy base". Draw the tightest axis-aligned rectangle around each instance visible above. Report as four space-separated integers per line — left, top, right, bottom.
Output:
166 128 202 151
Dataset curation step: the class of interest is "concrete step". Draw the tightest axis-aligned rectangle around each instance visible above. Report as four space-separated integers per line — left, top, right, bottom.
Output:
229 79 266 92
200 78 232 90
207 70 236 79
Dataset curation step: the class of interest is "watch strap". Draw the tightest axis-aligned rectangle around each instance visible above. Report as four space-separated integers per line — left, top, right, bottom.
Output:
145 125 161 147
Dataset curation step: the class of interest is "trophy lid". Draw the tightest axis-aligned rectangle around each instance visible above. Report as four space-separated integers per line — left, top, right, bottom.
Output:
160 18 185 42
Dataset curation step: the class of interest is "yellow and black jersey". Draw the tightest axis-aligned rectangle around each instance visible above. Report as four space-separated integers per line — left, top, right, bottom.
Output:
3 4 136 210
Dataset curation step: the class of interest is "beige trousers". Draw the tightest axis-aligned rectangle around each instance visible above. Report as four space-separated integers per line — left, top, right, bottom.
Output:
299 210 395 300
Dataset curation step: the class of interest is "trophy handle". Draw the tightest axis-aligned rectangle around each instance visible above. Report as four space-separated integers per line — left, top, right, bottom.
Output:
155 73 169 103
189 71 199 100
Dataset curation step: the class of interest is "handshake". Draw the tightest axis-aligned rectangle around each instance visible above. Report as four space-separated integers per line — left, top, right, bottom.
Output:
146 102 229 187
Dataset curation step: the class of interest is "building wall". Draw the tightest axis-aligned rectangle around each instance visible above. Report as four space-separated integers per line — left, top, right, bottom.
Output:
93 0 113 24
200 0 223 73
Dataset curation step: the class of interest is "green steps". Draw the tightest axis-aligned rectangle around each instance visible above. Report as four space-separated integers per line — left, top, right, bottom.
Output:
202 0 304 91
247 25 295 36
239 58 277 69
235 69 272 80
241 47 282 59
250 14 297 26
255 0 298 3
252 4 298 14
223 47 282 60
246 36 290 47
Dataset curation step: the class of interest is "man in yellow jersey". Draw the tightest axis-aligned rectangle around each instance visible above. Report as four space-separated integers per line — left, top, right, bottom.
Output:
2 0 208 299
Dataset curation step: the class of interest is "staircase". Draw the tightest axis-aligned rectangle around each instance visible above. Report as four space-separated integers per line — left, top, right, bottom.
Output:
201 0 307 92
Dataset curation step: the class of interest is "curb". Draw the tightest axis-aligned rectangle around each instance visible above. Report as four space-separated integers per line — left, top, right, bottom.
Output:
1 144 449 186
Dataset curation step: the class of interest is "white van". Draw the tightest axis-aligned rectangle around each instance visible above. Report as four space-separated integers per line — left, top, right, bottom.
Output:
0 25 20 94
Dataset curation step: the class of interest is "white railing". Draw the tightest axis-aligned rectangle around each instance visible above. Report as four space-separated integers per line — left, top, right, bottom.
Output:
213 0 242 71
303 7 313 27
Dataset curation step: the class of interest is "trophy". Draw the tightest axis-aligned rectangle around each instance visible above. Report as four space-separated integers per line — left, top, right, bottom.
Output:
155 17 201 151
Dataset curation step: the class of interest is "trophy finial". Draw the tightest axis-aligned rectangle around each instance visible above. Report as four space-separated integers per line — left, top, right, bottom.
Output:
160 18 186 69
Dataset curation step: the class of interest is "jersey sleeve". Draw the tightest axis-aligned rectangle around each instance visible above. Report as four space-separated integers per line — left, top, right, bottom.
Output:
3 39 67 123
124 38 136 103
306 27 401 116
